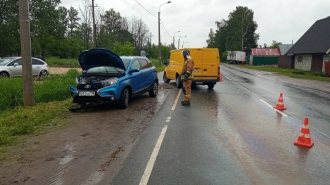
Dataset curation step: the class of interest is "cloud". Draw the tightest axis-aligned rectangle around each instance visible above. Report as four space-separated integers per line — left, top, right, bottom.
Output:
61 0 329 49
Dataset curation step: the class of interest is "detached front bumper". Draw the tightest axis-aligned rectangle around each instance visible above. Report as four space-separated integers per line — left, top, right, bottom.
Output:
70 85 118 105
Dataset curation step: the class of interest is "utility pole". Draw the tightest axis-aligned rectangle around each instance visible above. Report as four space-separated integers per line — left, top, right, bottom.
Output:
158 11 161 65
19 0 34 106
91 0 97 48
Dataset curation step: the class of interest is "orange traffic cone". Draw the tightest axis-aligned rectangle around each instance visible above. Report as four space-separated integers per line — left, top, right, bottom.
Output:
273 93 286 110
294 118 314 148
219 74 223 82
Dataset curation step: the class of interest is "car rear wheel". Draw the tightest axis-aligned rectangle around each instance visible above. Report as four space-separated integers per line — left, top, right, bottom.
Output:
176 75 182 88
149 81 158 97
163 73 170 83
119 88 130 109
38 70 49 80
0 72 9 78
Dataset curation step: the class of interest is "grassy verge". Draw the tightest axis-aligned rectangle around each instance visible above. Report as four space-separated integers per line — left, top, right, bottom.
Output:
151 59 165 72
46 57 80 68
0 99 71 153
0 69 80 112
235 64 330 82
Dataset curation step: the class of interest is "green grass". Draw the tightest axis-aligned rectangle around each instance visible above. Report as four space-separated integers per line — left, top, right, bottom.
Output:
46 57 80 68
0 69 80 113
235 64 330 82
0 99 71 153
151 59 165 72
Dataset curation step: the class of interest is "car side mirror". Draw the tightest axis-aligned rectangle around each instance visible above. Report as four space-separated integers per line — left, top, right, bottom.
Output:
130 68 139 73
14 63 19 67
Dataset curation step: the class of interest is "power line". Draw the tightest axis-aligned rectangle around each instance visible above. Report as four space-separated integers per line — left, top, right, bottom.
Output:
122 0 157 23
134 0 157 19
160 20 172 40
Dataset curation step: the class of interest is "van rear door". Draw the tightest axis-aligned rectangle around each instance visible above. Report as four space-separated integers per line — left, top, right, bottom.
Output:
202 49 219 80
191 49 203 79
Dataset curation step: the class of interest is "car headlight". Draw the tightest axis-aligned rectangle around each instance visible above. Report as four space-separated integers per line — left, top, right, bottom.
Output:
100 77 118 87
76 77 86 84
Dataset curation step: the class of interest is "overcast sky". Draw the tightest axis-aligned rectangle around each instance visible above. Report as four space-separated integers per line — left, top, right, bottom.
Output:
61 0 329 49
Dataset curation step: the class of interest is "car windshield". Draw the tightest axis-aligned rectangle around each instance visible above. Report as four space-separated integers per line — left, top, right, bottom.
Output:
86 66 125 74
0 58 14 66
121 59 131 69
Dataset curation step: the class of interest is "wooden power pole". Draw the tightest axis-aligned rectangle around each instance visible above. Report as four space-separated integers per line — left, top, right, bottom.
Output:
19 0 35 106
91 0 97 48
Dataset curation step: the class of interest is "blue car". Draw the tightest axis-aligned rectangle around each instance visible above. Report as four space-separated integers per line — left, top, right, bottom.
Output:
70 48 158 109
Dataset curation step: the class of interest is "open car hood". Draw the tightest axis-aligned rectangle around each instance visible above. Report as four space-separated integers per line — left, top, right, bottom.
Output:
78 49 125 71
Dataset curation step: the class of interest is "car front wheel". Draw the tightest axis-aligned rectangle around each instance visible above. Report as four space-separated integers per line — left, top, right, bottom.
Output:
149 81 158 97
119 88 130 109
0 72 9 78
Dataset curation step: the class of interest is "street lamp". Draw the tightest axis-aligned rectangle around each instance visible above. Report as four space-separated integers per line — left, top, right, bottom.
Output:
182 41 188 48
158 1 171 65
177 35 187 49
242 9 250 51
173 30 180 49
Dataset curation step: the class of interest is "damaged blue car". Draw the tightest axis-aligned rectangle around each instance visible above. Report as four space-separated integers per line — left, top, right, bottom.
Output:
70 48 158 109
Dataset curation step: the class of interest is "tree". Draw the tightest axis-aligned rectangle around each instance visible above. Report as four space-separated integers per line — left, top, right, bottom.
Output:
79 0 92 50
113 42 135 56
269 40 282 48
129 16 149 55
67 7 80 38
206 28 216 48
207 6 259 59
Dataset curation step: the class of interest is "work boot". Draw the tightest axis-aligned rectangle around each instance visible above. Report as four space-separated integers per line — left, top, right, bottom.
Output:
181 101 190 106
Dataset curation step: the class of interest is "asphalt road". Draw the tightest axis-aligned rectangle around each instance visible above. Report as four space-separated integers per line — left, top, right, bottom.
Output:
110 65 330 185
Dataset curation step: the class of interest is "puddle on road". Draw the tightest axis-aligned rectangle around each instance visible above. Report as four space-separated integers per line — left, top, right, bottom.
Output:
81 171 105 185
59 155 74 165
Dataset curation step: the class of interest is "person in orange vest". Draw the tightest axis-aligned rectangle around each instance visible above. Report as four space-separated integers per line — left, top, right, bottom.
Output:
181 49 194 106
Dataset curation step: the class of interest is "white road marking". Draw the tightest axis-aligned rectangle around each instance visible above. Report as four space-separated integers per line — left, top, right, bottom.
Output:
166 116 171 122
260 99 288 116
139 125 168 185
171 89 182 111
225 76 231 80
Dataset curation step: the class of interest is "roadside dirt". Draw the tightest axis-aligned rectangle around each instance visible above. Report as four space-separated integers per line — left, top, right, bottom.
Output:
50 67 82 74
0 83 174 185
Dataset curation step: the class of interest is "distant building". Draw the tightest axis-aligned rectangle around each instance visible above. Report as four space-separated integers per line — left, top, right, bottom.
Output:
249 48 280 65
278 44 293 55
286 16 330 73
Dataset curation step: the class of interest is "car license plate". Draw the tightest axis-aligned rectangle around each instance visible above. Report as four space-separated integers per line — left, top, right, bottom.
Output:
193 69 199 72
78 91 95 96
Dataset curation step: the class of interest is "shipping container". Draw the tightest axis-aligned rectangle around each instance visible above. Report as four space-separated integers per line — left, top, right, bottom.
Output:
227 51 246 64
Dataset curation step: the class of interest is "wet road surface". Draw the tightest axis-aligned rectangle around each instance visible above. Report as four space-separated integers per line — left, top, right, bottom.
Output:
111 65 330 185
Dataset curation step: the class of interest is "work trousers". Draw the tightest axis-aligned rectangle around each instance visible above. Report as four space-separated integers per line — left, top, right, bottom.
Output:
183 79 192 102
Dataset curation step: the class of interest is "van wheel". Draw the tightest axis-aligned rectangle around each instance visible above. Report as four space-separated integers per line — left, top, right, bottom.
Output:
163 73 170 83
207 84 214 89
119 88 130 109
176 75 182 88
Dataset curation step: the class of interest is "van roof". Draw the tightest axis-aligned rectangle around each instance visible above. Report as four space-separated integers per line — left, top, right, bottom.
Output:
170 48 218 52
